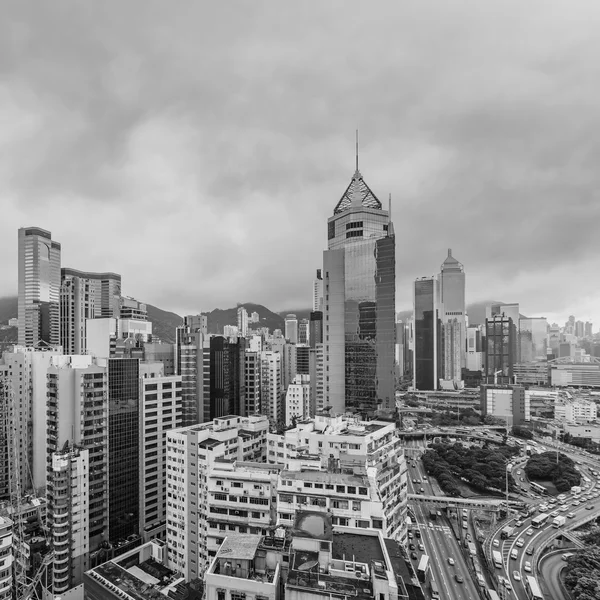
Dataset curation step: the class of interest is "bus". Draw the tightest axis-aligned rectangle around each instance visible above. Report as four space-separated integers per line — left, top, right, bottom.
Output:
430 579 440 599
524 575 544 600
529 481 548 495
531 513 549 528
492 550 503 569
417 555 430 583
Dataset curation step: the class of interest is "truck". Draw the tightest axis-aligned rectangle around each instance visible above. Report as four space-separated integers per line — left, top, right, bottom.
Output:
501 525 515 539
553 515 566 528
429 509 437 521
467 541 477 557
493 550 503 569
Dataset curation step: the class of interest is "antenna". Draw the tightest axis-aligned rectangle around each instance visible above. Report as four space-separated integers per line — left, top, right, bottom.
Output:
388 193 392 218
355 129 359 173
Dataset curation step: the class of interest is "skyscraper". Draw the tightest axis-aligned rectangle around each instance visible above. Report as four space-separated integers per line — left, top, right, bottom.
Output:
18 227 62 347
439 249 466 386
312 269 323 312
518 317 548 363
322 160 395 415
237 306 249 336
484 315 517 384
284 314 298 343
413 277 441 390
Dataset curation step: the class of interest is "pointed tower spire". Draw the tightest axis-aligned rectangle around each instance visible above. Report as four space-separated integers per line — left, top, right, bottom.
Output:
355 129 359 174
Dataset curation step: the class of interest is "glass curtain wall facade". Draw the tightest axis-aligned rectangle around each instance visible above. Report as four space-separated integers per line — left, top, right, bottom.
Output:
484 316 517 384
18 227 61 347
414 278 441 390
519 317 548 363
108 358 140 543
209 336 246 419
323 168 395 416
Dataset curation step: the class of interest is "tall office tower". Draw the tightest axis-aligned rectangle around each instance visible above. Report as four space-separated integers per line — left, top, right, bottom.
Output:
439 249 466 386
518 317 548 363
18 227 62 347
466 325 483 371
298 318 309 344
165 415 269 579
413 277 441 391
312 269 324 311
119 296 147 320
108 358 140 544
487 303 520 361
237 306 249 336
175 314 208 425
284 314 298 343
208 336 246 420
484 315 517 385
260 351 282 425
1 346 63 494
322 164 396 415
244 350 261 415
296 344 310 375
480 384 529 427
139 363 183 542
60 268 121 354
46 356 109 588
548 323 561 356
309 344 323 415
309 311 323 347
285 374 311 425
585 322 593 338
143 342 176 375
48 445 89 595
575 320 585 339
282 343 297 391
565 315 575 335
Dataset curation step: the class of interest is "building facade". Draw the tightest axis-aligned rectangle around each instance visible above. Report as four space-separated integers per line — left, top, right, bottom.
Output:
484 315 517 385
285 374 311 425
18 227 62 347
413 277 440 391
480 384 529 426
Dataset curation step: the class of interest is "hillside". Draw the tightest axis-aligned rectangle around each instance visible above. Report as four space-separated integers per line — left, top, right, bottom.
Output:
206 303 284 334
0 296 18 324
277 308 312 321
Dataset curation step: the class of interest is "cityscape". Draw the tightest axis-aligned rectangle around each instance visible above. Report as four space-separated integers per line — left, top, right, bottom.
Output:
2 4 600 600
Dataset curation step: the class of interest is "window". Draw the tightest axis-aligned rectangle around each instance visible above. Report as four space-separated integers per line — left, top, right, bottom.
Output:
231 593 246 600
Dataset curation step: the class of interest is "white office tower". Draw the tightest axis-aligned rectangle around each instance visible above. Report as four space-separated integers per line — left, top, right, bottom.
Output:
284 314 298 344
48 445 89 595
438 249 466 388
237 306 249 336
165 415 269 581
139 362 183 542
312 269 323 311
260 351 282 425
554 397 597 422
285 374 311 425
268 414 408 543
18 227 62 347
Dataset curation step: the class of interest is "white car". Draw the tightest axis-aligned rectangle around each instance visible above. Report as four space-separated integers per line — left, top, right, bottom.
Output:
524 561 532 572
526 528 534 536
516 538 525 547
493 539 500 547
513 570 521 581
448 557 455 566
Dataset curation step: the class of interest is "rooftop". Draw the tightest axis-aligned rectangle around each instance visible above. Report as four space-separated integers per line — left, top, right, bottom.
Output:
283 470 368 486
216 534 262 561
332 533 385 564
334 170 382 215
293 511 333 540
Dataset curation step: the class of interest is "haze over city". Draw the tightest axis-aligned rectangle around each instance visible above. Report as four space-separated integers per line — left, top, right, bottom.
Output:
2 0 600 324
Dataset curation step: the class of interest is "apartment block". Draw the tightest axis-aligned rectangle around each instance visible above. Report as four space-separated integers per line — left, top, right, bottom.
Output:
554 398 598 423
139 364 183 542
244 351 261 416
166 415 269 581
285 374 311 425
0 517 12 600
260 351 282 425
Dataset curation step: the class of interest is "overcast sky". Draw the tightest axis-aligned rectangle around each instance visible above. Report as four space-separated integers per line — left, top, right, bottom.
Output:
2 1 600 325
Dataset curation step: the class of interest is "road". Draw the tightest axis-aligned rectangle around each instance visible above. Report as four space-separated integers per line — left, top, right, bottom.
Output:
407 456 481 600
538 553 569 600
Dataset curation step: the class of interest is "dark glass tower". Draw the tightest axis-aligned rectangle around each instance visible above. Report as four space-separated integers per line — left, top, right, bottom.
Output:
108 358 140 543
484 315 517 384
413 277 442 390
208 336 246 419
322 163 396 416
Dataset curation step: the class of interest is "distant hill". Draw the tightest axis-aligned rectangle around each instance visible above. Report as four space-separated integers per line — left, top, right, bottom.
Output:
206 303 285 334
0 296 17 325
277 308 312 321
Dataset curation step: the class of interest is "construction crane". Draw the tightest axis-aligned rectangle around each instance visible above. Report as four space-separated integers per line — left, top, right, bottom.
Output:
1 378 52 600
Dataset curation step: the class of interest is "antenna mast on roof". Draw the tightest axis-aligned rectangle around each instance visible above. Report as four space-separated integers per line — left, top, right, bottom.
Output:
355 129 359 173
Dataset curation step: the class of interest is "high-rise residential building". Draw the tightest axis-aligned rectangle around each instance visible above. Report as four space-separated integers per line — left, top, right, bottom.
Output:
46 355 109 587
260 351 282 425
165 415 269 580
309 310 323 347
282 342 297 391
18 227 62 347
519 317 548 363
175 314 208 425
323 164 395 415
223 325 239 338
309 344 324 415
298 318 309 345
244 350 261 415
575 320 585 339
284 314 298 344
0 516 13 599
59 268 121 354
285 374 311 425
439 249 466 386
413 277 441 390
480 384 529 426
585 322 593 338
466 325 483 371
139 363 183 542
268 414 408 543
119 296 147 320
484 315 517 385
237 306 249 336
250 311 260 323
312 268 324 312
108 357 140 544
